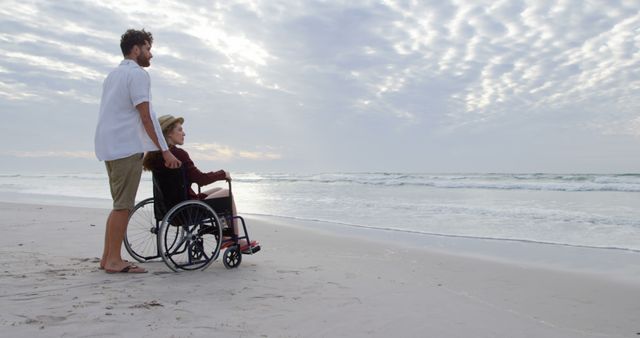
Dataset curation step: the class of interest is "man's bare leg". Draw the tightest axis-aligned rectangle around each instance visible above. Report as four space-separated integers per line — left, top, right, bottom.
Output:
100 212 132 269
103 209 144 272
100 211 113 268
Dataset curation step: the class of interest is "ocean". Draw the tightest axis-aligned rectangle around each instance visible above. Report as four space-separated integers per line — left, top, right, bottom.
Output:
1 172 639 251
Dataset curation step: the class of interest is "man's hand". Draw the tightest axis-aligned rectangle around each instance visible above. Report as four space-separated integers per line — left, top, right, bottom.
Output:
163 150 181 169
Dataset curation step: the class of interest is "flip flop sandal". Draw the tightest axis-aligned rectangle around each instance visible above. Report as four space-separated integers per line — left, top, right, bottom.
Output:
105 264 147 274
99 260 132 270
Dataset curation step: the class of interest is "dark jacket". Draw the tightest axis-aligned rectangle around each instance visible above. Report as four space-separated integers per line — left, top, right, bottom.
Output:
169 146 226 200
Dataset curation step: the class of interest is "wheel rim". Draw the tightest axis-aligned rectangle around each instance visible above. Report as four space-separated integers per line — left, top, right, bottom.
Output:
159 201 222 271
224 247 242 269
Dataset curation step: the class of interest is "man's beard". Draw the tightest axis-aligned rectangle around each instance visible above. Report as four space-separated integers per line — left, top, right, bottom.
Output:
137 54 150 67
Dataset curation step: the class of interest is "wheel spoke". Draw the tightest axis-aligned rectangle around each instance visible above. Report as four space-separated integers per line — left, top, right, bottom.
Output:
124 198 158 262
159 202 222 271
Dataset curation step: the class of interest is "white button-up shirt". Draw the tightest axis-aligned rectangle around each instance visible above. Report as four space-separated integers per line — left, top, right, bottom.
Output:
94 59 168 161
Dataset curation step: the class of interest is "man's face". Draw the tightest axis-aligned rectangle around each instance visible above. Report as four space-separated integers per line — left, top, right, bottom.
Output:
135 41 153 67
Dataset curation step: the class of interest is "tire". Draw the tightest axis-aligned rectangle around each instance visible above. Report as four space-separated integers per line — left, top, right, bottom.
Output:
158 200 223 271
124 198 159 262
223 246 242 269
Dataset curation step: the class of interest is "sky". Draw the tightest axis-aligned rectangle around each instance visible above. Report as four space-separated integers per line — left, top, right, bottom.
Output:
0 0 639 174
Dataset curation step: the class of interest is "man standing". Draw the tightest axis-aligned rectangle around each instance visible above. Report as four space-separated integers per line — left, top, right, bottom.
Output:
95 29 180 273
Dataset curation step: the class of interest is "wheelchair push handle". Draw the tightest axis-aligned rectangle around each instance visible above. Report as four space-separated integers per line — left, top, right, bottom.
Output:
226 177 232 196
221 170 233 195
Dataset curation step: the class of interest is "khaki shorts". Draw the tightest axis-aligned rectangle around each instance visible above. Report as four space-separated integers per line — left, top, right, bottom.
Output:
105 153 143 210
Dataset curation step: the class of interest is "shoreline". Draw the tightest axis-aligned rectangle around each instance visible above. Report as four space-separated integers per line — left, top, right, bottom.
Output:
1 201 640 337
248 213 640 284
2 190 639 249
2 195 640 282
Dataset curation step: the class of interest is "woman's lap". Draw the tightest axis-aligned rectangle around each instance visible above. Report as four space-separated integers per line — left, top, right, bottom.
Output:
204 188 229 199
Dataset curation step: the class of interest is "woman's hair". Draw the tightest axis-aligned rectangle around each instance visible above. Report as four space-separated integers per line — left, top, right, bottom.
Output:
142 121 179 171
142 151 162 171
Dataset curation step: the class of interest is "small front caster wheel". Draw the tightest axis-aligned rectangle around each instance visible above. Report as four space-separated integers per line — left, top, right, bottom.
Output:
223 246 242 269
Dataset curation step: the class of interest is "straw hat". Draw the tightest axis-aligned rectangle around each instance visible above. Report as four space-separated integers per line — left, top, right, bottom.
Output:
158 114 184 133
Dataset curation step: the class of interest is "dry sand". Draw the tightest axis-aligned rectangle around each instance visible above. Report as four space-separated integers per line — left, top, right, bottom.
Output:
1 201 639 337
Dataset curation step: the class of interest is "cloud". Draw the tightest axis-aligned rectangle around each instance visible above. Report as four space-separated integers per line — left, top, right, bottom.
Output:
1 51 103 81
0 0 638 172
0 144 282 163
0 81 41 101
185 142 282 162
2 151 95 159
355 0 640 132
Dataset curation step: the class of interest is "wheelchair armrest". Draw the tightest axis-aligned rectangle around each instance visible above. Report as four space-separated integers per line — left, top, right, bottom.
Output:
195 179 233 197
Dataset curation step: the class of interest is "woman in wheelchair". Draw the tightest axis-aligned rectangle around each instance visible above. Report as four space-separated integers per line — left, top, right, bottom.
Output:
142 114 258 253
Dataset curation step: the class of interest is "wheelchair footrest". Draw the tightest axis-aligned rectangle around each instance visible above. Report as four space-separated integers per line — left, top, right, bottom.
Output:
242 245 261 255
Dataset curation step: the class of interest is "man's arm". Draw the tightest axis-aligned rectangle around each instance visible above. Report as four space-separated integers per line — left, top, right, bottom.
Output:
137 102 181 169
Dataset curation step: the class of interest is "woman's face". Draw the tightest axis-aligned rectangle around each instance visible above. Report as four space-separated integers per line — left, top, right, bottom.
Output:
167 123 185 146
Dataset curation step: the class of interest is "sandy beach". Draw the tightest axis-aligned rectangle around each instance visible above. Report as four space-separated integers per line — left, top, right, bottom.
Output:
1 201 639 337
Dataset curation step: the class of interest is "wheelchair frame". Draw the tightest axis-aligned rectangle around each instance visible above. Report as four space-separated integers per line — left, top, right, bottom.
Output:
124 177 258 272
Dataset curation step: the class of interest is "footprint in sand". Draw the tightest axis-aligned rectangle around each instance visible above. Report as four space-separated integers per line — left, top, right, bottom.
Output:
129 300 164 309
21 314 68 326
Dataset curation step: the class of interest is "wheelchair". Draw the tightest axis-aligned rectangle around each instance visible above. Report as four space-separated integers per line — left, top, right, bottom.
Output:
123 167 260 272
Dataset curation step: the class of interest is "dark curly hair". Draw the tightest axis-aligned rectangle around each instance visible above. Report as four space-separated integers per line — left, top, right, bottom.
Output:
120 29 153 56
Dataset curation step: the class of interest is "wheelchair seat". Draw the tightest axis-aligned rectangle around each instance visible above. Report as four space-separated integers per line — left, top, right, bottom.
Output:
152 167 188 222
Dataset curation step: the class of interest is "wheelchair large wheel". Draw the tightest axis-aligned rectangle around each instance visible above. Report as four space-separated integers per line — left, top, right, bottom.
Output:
124 198 159 262
158 200 223 272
